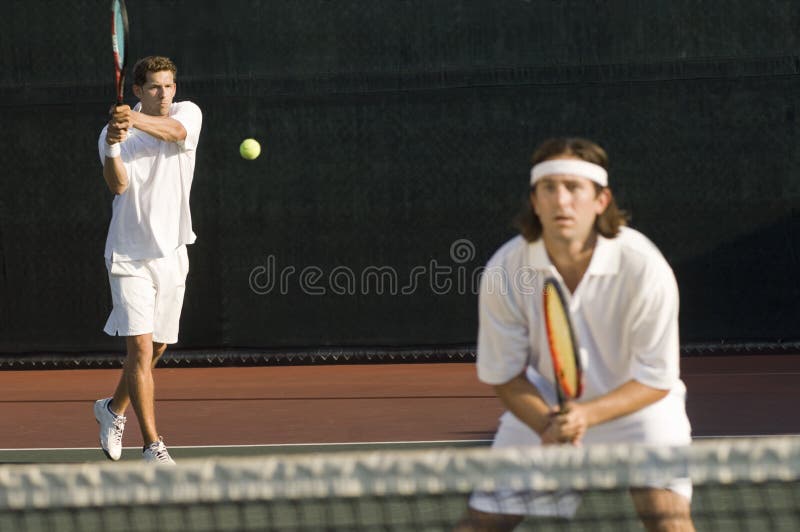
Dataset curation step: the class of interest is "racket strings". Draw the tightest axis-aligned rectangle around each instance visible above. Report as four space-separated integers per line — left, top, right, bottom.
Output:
544 282 581 399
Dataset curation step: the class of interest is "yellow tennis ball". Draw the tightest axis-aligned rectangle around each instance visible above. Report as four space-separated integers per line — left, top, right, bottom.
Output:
239 138 261 160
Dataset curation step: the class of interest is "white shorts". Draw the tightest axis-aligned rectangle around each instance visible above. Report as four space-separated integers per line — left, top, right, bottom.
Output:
104 246 189 344
469 403 693 518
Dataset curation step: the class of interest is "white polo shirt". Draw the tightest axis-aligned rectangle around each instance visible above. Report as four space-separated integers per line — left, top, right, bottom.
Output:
98 100 202 262
477 227 690 444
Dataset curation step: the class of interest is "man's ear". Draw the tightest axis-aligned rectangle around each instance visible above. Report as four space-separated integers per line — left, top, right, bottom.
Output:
595 187 612 215
132 85 142 99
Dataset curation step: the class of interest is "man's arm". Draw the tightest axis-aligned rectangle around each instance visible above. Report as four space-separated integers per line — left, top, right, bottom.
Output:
493 372 575 444
103 124 129 195
551 380 669 444
579 379 668 426
129 110 186 142
110 106 186 143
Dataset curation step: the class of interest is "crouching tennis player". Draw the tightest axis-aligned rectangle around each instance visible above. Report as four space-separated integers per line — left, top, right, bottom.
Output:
456 138 694 532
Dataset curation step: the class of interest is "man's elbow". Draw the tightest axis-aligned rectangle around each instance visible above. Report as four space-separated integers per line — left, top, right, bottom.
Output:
107 182 128 195
493 381 513 396
492 372 527 397
637 381 670 403
653 387 670 401
168 123 187 143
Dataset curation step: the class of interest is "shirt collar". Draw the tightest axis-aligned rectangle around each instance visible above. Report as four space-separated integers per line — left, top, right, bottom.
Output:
586 233 621 275
527 232 621 276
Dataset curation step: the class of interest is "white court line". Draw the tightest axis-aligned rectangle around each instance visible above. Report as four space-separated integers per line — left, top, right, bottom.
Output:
4 435 800 453
170 439 495 449
0 439 494 452
693 433 800 439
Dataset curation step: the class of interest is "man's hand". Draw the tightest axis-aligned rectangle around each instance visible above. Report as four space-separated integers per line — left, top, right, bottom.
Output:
106 123 128 145
539 418 566 445
109 104 134 131
541 402 590 445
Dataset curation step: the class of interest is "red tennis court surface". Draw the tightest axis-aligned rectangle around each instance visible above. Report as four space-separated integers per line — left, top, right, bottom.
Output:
0 354 798 449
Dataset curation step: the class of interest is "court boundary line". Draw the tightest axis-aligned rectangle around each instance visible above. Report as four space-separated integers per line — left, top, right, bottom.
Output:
0 439 495 452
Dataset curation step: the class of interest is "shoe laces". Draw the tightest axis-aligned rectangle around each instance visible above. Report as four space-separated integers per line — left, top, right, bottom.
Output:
147 439 172 463
110 415 126 445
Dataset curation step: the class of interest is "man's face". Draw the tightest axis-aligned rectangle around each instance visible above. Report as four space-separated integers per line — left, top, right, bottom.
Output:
530 167 610 244
133 70 176 116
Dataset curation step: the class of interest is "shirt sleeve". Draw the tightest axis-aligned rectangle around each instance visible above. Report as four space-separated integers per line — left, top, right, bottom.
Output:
172 101 202 151
476 264 531 385
627 263 681 390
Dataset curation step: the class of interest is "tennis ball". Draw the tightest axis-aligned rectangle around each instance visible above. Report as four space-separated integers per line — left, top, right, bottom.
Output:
239 138 261 160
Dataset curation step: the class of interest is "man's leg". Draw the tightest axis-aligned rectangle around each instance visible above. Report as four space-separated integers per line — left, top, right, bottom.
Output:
110 334 161 445
109 341 168 418
95 337 167 460
630 488 695 532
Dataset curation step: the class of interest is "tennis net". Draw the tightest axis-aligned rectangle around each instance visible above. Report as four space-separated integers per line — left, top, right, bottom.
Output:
1 436 798 531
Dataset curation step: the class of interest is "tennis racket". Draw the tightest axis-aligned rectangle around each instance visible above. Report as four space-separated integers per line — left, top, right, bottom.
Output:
542 278 583 410
110 0 129 106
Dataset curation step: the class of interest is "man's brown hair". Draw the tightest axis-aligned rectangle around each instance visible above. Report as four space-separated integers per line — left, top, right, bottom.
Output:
132 56 177 86
514 137 628 242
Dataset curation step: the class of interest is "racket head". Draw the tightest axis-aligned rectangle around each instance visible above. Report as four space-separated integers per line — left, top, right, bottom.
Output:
110 0 129 105
542 278 583 406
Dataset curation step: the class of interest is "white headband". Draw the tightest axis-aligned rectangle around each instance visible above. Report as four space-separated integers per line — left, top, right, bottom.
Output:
530 159 608 187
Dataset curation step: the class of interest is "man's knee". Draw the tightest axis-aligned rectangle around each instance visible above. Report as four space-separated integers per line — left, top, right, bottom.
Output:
630 488 694 532
152 342 168 366
125 334 154 364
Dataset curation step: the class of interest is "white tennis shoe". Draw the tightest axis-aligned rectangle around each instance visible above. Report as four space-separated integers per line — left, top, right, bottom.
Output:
94 398 126 461
143 437 176 465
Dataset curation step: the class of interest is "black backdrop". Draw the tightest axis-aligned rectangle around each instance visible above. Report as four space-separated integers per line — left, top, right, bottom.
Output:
1 1 798 353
